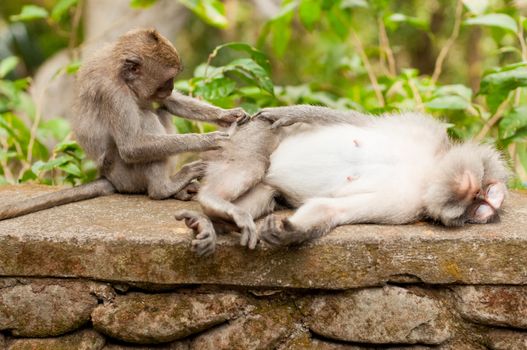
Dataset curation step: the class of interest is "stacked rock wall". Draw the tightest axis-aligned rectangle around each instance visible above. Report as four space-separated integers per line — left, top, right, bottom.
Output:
1 278 527 349
1 186 526 349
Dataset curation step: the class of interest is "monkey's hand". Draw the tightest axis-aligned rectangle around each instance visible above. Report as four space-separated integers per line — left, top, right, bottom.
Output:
175 209 217 257
259 214 300 246
254 107 305 129
217 108 250 127
189 131 230 152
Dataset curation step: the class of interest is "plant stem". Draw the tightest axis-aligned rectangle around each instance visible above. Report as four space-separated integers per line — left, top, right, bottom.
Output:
475 96 511 141
431 0 463 85
350 30 385 107
378 17 396 77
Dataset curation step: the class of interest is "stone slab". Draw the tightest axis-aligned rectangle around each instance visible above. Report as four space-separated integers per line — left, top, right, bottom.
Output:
0 185 526 289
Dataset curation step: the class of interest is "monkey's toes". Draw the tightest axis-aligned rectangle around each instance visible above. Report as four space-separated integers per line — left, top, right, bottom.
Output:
240 226 258 249
259 215 287 246
253 109 277 124
191 237 216 257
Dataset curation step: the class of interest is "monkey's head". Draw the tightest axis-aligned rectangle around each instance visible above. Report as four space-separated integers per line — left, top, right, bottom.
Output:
115 28 182 101
423 142 510 226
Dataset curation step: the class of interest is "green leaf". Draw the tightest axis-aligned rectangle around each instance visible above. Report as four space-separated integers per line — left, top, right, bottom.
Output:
426 95 470 110
465 14 518 34
0 57 19 78
299 0 322 30
223 58 274 95
59 162 82 177
462 0 488 15
51 0 78 21
328 6 348 39
179 0 228 28
194 77 236 101
129 0 157 8
10 5 49 22
434 84 473 100
340 0 368 9
267 2 296 57
31 156 71 174
479 65 527 111
39 118 71 141
385 13 429 31
208 42 272 73
499 106 527 140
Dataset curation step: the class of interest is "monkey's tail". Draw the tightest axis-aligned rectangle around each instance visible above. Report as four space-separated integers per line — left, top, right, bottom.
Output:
0 178 116 221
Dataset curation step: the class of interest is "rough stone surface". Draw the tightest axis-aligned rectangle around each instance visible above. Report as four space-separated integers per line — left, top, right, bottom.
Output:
0 280 99 337
102 342 189 350
299 286 452 344
92 292 245 344
485 329 527 350
1 185 526 289
191 304 296 350
455 286 527 328
7 329 105 350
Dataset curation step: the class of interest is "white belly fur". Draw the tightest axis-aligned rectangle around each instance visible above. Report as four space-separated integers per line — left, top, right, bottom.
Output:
264 124 436 206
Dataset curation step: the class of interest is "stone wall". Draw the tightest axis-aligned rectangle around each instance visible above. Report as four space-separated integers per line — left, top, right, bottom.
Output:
1 186 526 349
1 278 527 349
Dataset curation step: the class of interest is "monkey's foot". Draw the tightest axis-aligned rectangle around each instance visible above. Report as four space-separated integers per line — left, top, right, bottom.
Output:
179 160 207 180
254 108 302 129
175 210 217 257
231 210 258 250
174 182 199 201
259 214 299 246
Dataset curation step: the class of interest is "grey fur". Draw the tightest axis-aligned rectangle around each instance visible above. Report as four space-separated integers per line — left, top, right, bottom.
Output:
176 105 510 255
0 28 246 221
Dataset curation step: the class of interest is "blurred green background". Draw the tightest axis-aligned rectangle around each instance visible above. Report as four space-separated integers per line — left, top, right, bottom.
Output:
0 0 526 188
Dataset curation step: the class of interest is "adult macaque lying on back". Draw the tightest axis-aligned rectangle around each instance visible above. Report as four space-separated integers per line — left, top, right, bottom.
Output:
0 28 247 220
176 105 509 256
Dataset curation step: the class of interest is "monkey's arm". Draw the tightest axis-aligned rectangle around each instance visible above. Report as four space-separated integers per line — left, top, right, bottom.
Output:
161 91 248 127
255 105 371 129
260 193 392 246
109 103 228 164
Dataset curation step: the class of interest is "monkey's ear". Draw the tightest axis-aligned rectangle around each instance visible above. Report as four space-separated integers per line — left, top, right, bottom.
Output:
147 28 160 43
121 56 142 82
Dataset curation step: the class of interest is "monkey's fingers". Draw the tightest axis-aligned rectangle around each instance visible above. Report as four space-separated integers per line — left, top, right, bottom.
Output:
253 109 279 124
218 108 249 126
174 210 200 229
259 215 282 246
240 226 257 249
271 118 296 129
191 236 216 257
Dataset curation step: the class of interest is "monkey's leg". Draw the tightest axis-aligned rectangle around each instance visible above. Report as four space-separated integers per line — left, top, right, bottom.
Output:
197 161 267 249
175 184 276 256
212 183 277 235
174 209 216 257
233 183 277 220
254 105 370 128
260 194 383 246
0 178 115 221
147 161 206 200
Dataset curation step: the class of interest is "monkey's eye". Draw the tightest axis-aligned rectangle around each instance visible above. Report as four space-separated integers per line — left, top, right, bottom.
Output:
124 58 141 73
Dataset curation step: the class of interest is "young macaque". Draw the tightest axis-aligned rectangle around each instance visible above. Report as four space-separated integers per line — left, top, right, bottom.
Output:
0 28 247 220
176 105 509 256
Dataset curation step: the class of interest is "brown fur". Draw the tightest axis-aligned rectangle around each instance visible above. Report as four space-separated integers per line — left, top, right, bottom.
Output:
0 28 247 221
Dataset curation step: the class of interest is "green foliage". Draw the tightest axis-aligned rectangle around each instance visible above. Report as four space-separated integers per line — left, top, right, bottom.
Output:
2 0 527 188
0 56 95 185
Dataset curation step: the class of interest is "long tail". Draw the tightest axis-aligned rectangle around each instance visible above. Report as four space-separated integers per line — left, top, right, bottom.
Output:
0 178 116 220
